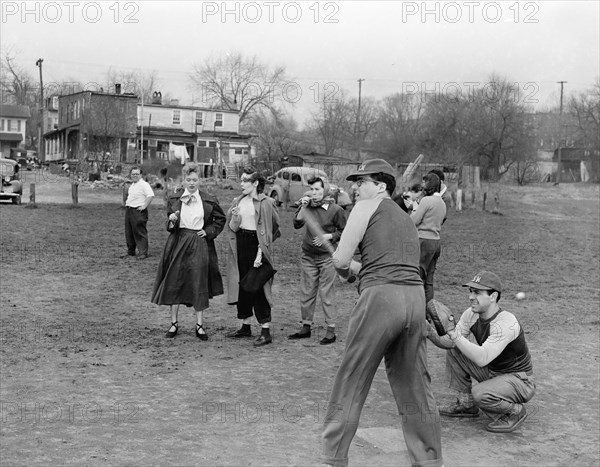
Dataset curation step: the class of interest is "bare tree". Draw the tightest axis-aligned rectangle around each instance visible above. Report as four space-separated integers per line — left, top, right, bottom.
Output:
373 93 426 162
190 52 287 123
345 96 380 159
568 79 600 149
83 94 138 165
246 108 304 161
469 75 537 179
104 68 159 102
0 48 37 106
417 74 536 179
1 48 42 150
311 90 354 156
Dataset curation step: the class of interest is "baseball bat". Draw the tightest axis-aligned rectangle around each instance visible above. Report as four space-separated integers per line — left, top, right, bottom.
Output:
302 207 356 283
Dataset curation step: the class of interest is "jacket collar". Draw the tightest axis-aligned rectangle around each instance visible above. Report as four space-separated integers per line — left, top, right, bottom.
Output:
238 193 267 203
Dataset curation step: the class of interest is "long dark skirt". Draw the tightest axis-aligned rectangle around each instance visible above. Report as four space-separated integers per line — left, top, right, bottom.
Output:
151 228 212 311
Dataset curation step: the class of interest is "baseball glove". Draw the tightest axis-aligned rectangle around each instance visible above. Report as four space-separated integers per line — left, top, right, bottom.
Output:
425 299 457 350
426 299 456 336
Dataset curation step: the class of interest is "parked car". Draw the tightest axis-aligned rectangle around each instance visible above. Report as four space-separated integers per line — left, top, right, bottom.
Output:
0 157 23 204
267 167 352 208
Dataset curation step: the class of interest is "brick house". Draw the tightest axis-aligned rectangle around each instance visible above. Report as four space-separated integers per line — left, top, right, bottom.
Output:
44 89 138 163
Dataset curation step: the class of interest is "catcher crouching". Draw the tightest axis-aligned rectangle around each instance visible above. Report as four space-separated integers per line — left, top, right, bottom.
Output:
426 271 536 433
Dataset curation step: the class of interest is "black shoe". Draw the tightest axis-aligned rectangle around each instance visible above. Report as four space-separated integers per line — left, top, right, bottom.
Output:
288 330 311 339
226 327 252 338
196 324 208 341
120 253 135 259
486 406 528 433
165 321 178 338
254 334 272 346
320 335 336 345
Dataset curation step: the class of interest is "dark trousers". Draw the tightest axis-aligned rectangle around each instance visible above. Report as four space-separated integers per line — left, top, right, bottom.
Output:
419 238 441 303
322 285 443 467
236 230 271 324
125 207 149 256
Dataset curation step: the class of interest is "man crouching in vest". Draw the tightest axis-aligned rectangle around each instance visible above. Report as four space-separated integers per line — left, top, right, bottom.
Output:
427 271 536 433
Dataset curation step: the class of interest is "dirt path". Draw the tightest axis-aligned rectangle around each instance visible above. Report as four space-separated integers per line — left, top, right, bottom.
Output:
1 180 598 466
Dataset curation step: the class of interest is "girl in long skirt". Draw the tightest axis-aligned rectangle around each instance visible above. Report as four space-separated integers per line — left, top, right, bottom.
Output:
151 163 225 340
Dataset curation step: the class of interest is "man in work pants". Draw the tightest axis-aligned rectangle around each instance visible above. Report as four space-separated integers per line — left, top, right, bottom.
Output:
322 159 443 467
123 166 154 259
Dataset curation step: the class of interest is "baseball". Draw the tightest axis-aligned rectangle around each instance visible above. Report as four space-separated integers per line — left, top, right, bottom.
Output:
516 292 526 300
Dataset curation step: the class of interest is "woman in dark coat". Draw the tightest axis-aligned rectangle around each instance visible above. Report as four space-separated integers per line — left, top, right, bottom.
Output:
151 163 225 340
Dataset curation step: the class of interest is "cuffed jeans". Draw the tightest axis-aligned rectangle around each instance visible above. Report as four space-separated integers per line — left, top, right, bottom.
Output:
300 253 336 326
322 284 443 467
446 347 536 415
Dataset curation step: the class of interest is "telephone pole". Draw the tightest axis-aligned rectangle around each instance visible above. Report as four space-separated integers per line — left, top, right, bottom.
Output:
35 58 45 162
356 78 365 161
557 80 567 184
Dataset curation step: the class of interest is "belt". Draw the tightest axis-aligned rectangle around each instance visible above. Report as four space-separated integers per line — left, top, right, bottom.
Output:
126 206 145 210
238 228 257 235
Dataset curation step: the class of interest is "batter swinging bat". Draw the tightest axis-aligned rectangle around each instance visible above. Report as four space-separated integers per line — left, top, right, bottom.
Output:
301 205 357 284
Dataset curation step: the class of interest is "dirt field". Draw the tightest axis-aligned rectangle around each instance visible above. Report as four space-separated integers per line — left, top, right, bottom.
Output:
1 177 599 466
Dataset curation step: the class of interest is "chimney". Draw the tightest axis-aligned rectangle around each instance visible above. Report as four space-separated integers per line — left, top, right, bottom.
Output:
170 98 179 106
152 91 162 105
115 83 121 94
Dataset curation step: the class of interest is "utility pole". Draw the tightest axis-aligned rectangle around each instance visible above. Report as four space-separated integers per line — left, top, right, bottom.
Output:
140 92 144 165
35 58 45 162
356 78 364 161
557 80 567 184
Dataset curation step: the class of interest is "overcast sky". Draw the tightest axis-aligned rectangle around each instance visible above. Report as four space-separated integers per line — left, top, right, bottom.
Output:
2 0 599 124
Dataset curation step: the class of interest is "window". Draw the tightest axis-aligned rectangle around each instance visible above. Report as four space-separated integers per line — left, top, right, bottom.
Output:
172 110 181 125
234 149 242 155
195 111 203 126
7 119 12 131
291 173 301 182
282 171 290 180
1 119 4 131
17 120 21 132
208 141 217 148
215 113 223 127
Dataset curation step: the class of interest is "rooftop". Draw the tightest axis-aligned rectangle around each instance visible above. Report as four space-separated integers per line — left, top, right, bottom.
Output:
0 104 31 119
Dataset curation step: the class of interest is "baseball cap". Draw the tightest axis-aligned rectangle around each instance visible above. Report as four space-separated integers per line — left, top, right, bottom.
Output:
463 271 503 293
346 159 395 181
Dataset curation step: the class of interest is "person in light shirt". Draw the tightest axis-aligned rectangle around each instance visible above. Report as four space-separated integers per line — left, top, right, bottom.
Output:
151 163 226 341
123 166 154 259
225 166 280 346
409 173 446 303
